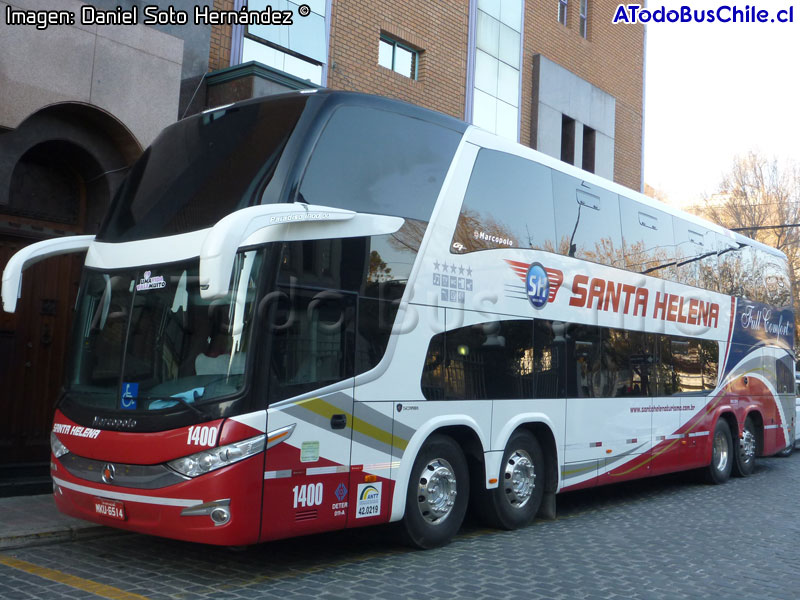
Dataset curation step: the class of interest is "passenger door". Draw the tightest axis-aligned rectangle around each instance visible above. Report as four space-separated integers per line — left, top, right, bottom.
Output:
260 287 356 541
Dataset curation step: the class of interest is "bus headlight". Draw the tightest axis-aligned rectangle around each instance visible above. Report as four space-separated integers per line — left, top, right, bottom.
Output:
50 433 70 458
167 435 265 478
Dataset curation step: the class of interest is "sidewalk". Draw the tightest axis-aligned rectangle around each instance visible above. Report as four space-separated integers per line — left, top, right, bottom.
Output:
0 494 119 550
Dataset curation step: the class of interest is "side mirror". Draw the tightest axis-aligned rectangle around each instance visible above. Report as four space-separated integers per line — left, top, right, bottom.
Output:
199 204 403 299
2 235 95 313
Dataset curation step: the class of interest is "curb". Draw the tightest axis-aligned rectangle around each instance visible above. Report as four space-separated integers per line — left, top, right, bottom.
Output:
0 525 125 551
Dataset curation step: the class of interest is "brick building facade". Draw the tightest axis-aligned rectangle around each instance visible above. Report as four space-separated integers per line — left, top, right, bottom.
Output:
207 0 644 190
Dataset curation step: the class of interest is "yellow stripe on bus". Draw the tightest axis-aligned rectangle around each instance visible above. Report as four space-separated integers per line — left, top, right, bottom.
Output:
295 398 409 451
0 554 150 600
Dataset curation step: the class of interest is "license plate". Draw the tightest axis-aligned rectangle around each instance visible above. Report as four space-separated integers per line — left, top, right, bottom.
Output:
94 498 126 521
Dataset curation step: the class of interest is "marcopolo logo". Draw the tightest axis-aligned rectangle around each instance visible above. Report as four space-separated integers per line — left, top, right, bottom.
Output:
505 260 564 309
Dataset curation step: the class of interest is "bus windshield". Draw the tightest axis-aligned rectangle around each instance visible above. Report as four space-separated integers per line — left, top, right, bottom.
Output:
66 251 263 413
96 96 309 243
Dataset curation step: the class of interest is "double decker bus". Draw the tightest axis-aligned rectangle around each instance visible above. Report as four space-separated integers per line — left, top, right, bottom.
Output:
3 90 794 549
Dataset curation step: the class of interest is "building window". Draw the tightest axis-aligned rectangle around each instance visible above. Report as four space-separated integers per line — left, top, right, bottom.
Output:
558 0 568 25
582 125 595 172
579 0 588 37
561 115 575 164
471 0 523 141
240 0 327 85
378 36 419 79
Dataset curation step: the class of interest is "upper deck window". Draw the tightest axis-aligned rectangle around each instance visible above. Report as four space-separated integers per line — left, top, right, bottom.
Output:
298 106 462 222
97 96 309 243
451 149 556 254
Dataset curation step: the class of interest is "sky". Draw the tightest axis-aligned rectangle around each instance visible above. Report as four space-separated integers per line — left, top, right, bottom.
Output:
643 3 800 207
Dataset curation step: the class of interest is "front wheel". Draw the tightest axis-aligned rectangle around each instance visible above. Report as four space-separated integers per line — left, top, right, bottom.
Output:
400 434 469 549
482 430 545 530
705 419 733 484
732 416 757 476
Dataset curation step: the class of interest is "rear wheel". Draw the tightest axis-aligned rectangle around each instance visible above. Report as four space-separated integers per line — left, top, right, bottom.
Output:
732 416 757 477
705 419 733 484
482 430 544 530
400 434 469 549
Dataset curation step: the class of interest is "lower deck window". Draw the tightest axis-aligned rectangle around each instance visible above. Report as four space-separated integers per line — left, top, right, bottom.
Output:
421 319 719 400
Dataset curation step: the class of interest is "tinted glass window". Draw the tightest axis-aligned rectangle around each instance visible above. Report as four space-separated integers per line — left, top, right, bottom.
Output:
619 196 675 278
563 326 717 398
716 234 746 298
266 287 356 403
669 338 718 394
421 331 446 400
277 222 420 301
552 172 624 267
421 319 534 400
356 298 397 374
98 97 309 242
672 219 717 290
566 325 655 398
715 235 791 305
777 354 794 394
533 320 566 397
298 106 462 221
451 150 556 254
266 229 421 402
761 251 792 307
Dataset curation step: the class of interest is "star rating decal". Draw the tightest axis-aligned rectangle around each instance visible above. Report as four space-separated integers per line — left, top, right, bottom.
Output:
432 259 474 305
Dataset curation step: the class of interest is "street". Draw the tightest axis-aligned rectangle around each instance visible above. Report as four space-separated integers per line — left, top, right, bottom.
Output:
1 453 799 600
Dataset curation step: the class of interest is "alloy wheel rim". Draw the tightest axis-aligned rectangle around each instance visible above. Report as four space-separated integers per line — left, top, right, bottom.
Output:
416 458 457 524
714 430 729 472
503 450 536 508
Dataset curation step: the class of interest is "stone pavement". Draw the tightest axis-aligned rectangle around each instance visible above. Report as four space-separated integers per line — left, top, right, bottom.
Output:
0 494 117 550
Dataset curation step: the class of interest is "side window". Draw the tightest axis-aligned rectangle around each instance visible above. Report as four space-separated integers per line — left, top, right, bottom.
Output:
672 219 717 290
533 320 566 398
623 331 656 397
356 298 398 375
270 230 423 401
566 325 655 398
566 324 604 398
298 106 462 222
716 234 748 299
761 251 792 308
420 319 534 400
266 288 356 403
552 172 624 267
451 149 556 254
619 196 675 279
777 354 794 394
665 337 718 394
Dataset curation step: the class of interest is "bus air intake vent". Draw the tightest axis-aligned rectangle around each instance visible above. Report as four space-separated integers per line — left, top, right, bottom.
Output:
295 509 318 522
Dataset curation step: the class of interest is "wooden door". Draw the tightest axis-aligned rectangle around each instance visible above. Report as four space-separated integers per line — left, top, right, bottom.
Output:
0 235 83 466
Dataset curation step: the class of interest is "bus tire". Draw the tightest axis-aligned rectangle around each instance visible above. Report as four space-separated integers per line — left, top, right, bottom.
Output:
400 434 469 549
482 430 544 530
705 418 733 484
732 416 757 476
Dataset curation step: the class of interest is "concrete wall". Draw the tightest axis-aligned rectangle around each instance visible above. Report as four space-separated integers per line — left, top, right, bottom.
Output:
533 55 616 181
0 0 184 147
